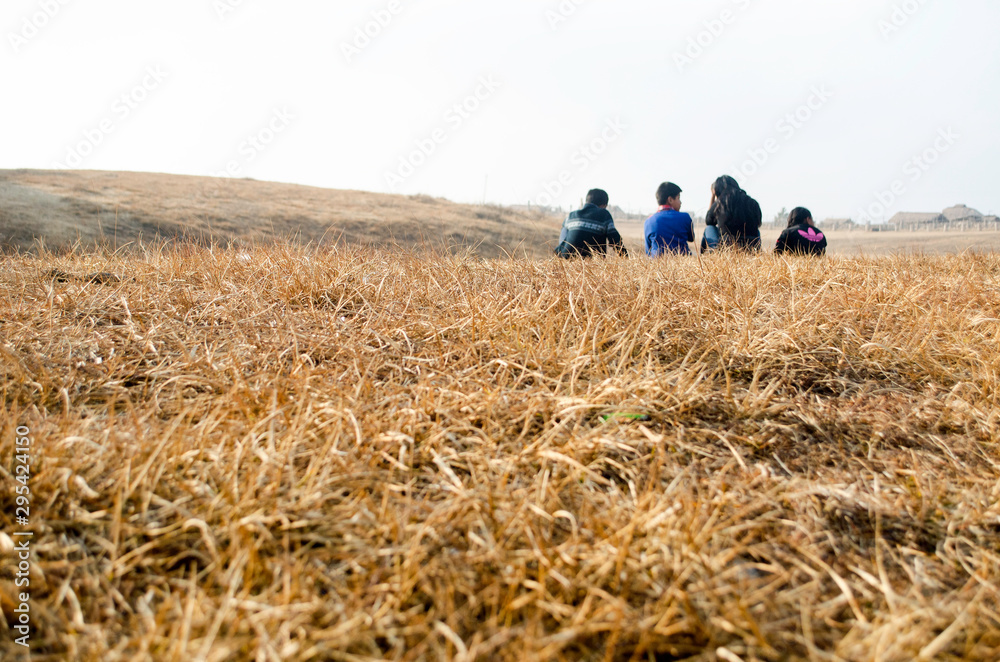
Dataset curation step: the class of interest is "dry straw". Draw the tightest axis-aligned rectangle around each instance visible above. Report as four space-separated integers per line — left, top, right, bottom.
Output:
1 244 999 661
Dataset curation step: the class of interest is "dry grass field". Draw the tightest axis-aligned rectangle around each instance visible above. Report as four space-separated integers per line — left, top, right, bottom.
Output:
786 230 1000 257
614 223 1000 257
0 170 560 259
5 169 998 261
2 245 1000 661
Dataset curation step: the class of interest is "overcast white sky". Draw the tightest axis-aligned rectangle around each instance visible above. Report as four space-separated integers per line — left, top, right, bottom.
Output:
3 0 999 222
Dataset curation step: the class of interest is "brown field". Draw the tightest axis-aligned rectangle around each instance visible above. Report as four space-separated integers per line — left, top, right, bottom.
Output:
615 223 1000 256
2 245 1000 661
4 169 999 260
0 170 560 259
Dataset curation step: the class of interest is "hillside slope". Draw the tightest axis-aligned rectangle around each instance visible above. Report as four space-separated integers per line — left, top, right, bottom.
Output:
0 170 561 258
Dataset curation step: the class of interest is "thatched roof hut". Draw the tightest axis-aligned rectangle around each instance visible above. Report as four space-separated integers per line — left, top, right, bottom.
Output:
943 204 984 223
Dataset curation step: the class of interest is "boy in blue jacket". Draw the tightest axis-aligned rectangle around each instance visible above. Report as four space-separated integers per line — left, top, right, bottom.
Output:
644 182 695 256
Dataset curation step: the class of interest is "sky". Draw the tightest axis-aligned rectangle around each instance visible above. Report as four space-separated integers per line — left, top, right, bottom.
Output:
2 0 999 223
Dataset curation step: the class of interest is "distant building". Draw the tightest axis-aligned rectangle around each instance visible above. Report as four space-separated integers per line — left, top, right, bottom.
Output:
607 205 647 222
879 206 997 232
943 204 984 223
889 212 947 228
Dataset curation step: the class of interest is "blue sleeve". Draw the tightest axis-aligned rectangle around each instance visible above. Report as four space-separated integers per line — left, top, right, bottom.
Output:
644 218 654 256
686 214 695 242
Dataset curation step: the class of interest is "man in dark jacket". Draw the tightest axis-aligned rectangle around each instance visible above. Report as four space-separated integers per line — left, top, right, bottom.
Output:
554 189 628 258
775 207 828 256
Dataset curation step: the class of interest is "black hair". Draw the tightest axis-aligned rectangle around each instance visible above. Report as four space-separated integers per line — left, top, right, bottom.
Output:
711 175 760 230
656 182 682 206
586 189 609 207
788 207 813 228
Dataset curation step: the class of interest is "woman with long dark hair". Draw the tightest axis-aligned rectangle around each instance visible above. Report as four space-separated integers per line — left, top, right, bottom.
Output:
702 175 762 252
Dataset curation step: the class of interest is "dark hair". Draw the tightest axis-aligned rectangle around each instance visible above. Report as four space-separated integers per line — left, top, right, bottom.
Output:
787 207 813 228
585 189 609 207
656 182 682 206
711 175 741 200
711 175 760 230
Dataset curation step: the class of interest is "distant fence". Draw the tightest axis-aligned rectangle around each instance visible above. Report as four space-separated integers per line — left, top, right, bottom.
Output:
762 221 1000 233
856 221 1000 233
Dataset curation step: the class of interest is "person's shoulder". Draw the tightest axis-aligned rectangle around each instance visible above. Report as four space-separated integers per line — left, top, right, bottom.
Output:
595 207 614 223
663 209 692 225
646 209 672 227
580 204 611 221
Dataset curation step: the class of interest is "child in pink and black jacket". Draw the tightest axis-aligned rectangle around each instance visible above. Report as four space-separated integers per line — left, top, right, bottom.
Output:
775 207 827 256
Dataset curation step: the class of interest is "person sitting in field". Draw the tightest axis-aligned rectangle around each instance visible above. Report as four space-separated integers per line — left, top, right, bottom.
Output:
775 207 828 256
554 188 628 258
702 224 722 253
644 182 695 256
703 175 763 252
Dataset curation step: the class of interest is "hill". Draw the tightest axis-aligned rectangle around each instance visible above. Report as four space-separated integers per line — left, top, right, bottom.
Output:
7 170 1000 259
2 247 999 660
0 170 561 258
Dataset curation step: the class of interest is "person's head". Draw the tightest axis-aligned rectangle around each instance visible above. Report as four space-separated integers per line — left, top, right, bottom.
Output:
656 182 683 211
585 188 609 209
788 207 814 228
711 175 741 200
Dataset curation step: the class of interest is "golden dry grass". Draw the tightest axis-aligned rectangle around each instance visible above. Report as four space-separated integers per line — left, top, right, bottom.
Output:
0 170 561 258
614 223 1000 257
2 245 1000 661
